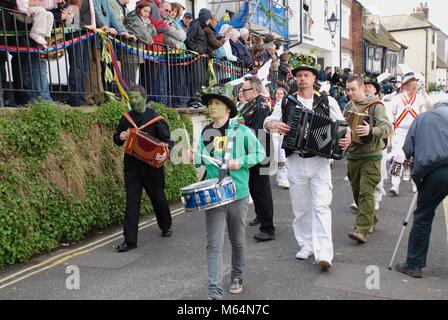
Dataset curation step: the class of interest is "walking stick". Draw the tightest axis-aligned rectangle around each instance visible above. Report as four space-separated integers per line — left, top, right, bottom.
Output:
443 197 448 246
388 192 419 270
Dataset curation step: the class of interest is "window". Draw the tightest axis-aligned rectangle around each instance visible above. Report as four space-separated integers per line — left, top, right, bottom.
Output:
375 47 383 60
432 52 435 70
432 31 436 45
342 5 350 39
303 0 313 37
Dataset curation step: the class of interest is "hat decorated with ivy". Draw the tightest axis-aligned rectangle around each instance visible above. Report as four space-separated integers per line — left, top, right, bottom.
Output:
201 83 238 118
290 53 319 76
364 74 381 95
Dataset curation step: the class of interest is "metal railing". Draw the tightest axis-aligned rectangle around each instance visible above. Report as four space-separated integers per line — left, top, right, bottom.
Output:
0 6 253 108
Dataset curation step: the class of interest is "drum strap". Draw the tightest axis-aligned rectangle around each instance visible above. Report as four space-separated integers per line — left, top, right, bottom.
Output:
123 112 165 130
218 121 240 183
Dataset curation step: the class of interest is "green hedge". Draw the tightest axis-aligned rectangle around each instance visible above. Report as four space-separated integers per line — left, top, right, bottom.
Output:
0 100 197 269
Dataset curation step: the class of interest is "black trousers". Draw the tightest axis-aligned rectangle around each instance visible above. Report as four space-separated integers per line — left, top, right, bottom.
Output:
249 164 275 235
123 169 172 244
406 165 448 268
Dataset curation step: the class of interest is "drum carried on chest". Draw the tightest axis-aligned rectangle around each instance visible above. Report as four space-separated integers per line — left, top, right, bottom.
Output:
180 177 237 212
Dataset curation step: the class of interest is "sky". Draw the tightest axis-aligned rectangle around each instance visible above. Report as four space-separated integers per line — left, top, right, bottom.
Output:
358 0 448 35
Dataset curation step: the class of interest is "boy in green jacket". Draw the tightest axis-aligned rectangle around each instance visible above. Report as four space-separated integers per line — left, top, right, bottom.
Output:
344 76 393 244
190 84 265 300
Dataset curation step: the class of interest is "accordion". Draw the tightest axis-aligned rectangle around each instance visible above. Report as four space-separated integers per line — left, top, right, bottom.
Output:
282 96 348 160
123 113 170 168
345 111 373 144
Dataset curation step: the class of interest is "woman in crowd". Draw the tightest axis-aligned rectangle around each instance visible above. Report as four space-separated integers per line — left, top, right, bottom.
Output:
123 1 156 86
215 24 237 62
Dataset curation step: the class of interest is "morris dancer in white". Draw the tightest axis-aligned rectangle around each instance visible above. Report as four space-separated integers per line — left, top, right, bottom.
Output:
387 72 427 196
263 59 351 270
271 87 289 188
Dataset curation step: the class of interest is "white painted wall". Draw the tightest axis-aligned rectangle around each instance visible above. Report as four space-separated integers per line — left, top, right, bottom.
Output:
289 0 341 69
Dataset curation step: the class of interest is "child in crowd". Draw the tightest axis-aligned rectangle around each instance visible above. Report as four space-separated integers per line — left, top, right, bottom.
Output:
15 0 58 48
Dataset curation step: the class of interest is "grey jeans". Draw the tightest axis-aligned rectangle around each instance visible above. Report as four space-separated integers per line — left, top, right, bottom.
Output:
205 197 249 299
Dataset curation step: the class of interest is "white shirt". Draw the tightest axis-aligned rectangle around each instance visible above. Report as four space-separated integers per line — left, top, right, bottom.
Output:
387 93 427 135
264 94 344 132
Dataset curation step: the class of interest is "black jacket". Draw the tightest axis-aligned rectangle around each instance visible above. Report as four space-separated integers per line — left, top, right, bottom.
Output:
240 95 272 166
185 19 207 54
113 107 173 177
231 38 253 67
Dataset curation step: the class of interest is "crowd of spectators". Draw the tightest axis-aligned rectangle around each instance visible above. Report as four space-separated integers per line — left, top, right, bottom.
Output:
0 0 292 108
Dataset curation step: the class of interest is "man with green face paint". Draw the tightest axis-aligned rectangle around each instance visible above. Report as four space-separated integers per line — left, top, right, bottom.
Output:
190 84 265 300
113 86 174 252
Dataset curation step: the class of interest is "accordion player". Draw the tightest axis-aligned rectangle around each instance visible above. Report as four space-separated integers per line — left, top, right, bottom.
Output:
282 95 348 160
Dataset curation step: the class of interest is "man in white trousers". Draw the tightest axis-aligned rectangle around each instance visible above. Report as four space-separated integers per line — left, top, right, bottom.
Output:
387 72 427 196
263 61 351 270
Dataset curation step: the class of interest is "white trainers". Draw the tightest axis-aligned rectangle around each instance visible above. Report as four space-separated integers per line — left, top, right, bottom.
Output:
350 202 358 211
278 180 290 189
295 248 313 260
375 201 380 211
403 171 411 182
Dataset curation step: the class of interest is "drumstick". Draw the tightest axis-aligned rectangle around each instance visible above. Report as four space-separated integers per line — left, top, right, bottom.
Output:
183 124 222 167
200 153 222 166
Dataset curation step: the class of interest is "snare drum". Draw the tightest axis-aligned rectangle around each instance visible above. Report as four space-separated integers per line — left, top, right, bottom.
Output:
180 177 237 212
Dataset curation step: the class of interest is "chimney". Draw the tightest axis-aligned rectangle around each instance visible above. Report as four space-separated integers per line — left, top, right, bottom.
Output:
411 2 429 21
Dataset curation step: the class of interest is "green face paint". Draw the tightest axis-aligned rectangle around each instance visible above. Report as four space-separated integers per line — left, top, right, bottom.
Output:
207 98 229 120
129 91 146 113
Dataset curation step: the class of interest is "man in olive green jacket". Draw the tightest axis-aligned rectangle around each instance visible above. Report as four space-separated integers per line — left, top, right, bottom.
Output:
344 76 393 243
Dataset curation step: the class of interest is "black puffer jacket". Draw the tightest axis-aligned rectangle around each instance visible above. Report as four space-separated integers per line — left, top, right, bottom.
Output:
185 8 211 54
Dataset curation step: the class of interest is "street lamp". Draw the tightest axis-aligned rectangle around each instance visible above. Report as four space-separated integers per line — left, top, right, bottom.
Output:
327 12 339 39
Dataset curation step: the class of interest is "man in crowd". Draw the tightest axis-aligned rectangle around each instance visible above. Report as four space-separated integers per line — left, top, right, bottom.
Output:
180 12 193 32
387 72 428 196
113 86 174 252
344 76 393 244
240 76 275 242
395 93 448 278
264 61 351 270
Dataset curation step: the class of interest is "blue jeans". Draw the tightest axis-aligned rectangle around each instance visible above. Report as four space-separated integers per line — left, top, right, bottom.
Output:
67 37 87 103
205 197 248 299
406 166 448 268
170 66 188 107
25 53 51 102
142 61 168 105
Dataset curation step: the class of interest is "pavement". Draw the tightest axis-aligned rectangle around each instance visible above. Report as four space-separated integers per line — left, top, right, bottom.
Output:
0 159 447 300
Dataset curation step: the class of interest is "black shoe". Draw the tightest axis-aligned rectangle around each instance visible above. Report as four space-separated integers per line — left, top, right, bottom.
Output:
162 229 172 237
67 98 85 107
253 232 275 241
248 218 260 226
115 242 137 252
395 262 423 278
4 99 19 108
